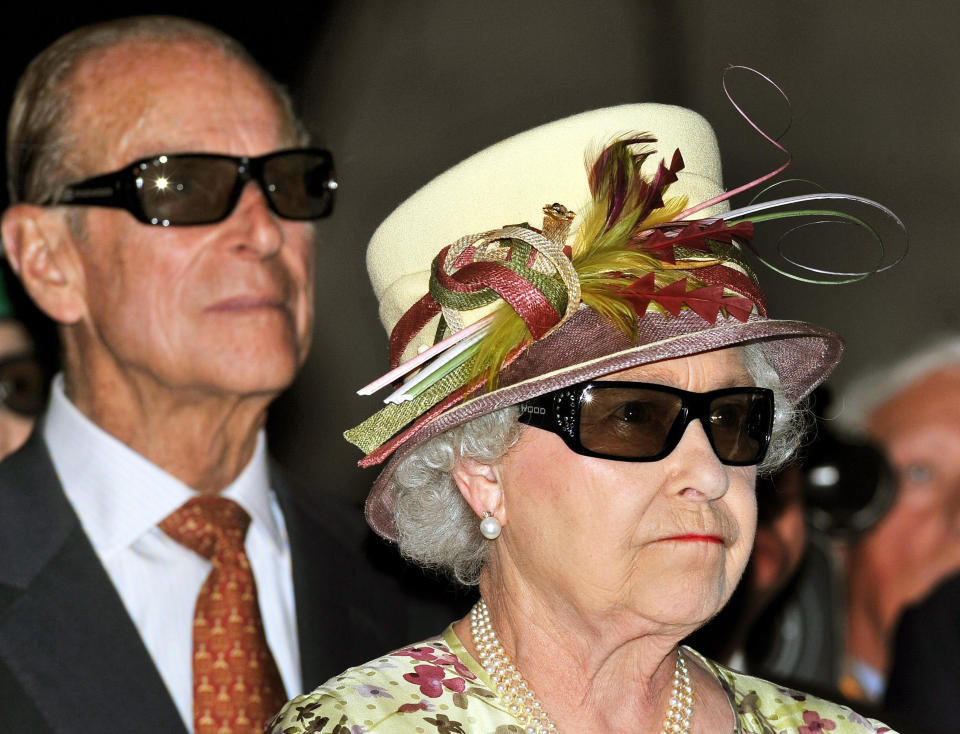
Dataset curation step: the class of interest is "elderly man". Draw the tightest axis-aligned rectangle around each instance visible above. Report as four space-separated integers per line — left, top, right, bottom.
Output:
0 16 453 733
838 336 960 712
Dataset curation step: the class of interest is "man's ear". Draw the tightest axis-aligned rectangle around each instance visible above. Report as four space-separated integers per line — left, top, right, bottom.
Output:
2 204 85 324
453 456 507 528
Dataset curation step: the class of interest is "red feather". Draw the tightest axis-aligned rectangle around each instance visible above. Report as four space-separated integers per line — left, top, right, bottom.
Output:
588 136 659 232
633 148 685 225
640 220 755 263
620 275 754 324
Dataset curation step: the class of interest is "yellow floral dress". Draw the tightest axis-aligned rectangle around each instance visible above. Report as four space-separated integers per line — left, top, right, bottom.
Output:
268 627 896 734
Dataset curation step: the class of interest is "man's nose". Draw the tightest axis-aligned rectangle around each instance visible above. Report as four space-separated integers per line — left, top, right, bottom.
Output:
227 180 284 257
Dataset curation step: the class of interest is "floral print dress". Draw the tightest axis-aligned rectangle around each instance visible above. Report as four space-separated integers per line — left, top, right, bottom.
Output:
268 627 896 734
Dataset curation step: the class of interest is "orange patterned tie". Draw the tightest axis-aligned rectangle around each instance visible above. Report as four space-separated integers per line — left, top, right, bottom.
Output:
160 496 287 734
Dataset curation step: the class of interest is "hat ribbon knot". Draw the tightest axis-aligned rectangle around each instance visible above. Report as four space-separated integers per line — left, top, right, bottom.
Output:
388 224 580 370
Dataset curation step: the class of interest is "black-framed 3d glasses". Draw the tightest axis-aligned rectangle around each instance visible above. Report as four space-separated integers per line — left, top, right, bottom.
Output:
518 381 774 466
48 148 336 226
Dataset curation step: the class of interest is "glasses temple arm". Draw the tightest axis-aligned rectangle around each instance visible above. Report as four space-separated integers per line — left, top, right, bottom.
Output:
49 171 128 206
516 387 579 437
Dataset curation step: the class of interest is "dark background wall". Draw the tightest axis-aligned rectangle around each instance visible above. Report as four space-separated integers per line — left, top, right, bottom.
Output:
3 2 956 501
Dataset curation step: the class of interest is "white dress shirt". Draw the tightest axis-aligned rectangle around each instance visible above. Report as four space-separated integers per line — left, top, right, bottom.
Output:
43 376 301 731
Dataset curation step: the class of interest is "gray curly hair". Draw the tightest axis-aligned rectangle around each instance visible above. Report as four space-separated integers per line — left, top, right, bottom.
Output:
391 342 806 585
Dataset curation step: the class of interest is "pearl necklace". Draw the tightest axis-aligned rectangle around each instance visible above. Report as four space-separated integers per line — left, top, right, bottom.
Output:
661 650 694 734
469 599 694 734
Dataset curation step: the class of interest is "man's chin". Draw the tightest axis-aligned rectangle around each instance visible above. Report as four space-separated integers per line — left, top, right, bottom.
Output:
184 356 302 401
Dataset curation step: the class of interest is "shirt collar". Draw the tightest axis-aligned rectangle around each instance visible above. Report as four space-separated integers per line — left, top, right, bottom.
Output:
44 374 283 558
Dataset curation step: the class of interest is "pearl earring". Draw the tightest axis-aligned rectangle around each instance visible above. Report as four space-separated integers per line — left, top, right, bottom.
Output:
479 511 501 540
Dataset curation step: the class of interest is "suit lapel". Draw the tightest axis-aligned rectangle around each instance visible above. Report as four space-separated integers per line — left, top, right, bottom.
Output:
271 467 399 688
271 466 465 692
0 433 188 733
271 466 351 689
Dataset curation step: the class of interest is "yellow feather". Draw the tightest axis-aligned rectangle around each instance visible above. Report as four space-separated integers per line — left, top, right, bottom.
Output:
581 288 637 339
469 304 533 390
637 195 688 229
461 141 701 392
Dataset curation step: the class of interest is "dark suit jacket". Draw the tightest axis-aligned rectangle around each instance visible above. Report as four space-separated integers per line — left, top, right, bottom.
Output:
884 573 960 734
0 432 464 732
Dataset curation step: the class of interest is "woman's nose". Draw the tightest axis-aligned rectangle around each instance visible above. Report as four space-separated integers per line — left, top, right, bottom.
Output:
666 419 732 501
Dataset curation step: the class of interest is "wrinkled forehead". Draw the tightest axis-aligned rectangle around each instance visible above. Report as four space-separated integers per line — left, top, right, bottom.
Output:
64 39 298 174
598 347 753 388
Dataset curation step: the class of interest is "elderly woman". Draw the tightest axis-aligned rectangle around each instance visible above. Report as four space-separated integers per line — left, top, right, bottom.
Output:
270 105 894 733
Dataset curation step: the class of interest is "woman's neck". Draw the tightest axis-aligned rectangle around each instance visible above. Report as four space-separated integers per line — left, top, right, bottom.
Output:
455 575 734 733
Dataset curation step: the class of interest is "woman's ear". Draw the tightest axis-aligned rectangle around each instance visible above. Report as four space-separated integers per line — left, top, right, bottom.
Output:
2 204 86 324
453 456 507 527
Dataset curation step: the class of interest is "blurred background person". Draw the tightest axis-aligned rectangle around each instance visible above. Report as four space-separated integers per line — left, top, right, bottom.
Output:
839 337 960 731
0 265 50 457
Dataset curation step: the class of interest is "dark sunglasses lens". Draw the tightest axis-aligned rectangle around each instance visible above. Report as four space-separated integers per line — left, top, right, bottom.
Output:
0 357 47 416
578 386 683 459
707 392 772 464
136 156 238 225
262 151 335 219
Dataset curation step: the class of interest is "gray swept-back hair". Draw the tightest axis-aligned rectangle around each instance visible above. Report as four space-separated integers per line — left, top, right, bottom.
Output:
7 15 305 207
391 342 805 585
835 334 960 436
